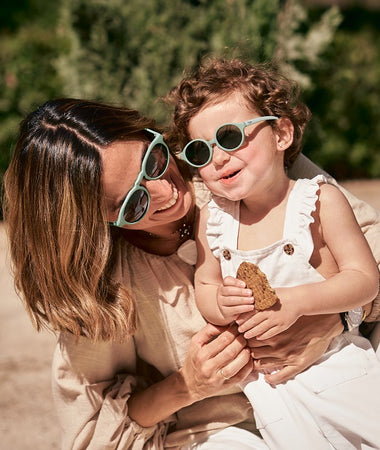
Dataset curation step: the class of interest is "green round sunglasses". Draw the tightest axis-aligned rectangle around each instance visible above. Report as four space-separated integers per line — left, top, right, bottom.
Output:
180 116 278 168
111 129 170 227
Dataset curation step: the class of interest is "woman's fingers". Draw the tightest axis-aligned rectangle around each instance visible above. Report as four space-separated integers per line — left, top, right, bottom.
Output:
208 326 248 365
193 322 230 347
216 346 252 381
197 323 240 357
264 365 303 385
181 323 254 401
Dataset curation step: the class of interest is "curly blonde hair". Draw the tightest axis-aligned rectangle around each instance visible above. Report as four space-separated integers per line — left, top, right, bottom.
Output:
165 57 311 168
3 99 157 341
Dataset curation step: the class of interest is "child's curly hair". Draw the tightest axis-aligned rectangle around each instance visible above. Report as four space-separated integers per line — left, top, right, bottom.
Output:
165 57 311 169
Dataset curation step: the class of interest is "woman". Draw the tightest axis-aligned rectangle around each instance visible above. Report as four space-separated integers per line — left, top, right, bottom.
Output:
3 98 380 449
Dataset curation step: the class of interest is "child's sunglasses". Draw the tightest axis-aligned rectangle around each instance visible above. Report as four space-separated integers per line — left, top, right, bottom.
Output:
111 129 170 227
180 116 278 168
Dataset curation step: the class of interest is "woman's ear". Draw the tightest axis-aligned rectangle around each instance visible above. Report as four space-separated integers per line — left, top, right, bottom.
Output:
276 117 294 151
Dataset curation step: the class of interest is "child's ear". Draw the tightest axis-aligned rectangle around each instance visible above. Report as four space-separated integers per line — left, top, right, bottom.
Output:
276 118 294 151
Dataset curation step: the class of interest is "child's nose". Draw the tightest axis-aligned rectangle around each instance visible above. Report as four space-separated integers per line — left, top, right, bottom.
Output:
212 145 231 166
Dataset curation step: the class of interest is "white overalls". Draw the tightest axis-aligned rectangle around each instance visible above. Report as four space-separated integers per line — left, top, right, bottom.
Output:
206 175 380 450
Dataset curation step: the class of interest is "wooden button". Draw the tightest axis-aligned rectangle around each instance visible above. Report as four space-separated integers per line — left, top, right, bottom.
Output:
222 249 231 260
283 243 294 255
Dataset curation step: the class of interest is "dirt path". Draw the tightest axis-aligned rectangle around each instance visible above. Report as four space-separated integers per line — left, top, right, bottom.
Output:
0 226 59 448
0 180 379 449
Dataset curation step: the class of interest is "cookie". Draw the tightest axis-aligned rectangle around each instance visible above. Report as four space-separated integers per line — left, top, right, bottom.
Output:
236 261 279 310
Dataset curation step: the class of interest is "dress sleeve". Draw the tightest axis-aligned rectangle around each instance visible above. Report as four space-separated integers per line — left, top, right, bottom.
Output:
52 332 172 449
289 154 380 322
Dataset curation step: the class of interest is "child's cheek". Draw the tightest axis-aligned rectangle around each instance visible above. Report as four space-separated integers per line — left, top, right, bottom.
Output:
199 166 212 183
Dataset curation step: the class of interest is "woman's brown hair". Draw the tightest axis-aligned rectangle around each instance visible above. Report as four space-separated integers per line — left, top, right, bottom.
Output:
3 99 156 341
165 57 311 168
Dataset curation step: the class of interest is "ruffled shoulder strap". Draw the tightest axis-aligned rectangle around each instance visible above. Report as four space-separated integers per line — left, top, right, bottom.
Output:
206 195 239 259
284 175 328 260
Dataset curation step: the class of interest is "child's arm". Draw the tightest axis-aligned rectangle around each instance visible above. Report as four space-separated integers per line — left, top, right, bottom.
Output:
238 183 379 340
195 205 254 325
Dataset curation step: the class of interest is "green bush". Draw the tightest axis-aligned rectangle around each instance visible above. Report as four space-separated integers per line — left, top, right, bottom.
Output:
303 10 380 179
1 0 379 192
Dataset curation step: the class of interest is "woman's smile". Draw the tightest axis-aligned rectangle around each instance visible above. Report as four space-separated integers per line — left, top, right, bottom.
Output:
156 184 178 211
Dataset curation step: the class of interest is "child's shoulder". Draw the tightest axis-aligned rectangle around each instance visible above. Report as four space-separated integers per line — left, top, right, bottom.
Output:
318 180 345 201
297 175 345 204
317 180 352 213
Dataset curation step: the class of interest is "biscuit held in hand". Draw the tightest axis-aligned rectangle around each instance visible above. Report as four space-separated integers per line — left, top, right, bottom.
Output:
236 262 279 310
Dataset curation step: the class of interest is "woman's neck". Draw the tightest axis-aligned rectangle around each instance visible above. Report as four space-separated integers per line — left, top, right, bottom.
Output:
120 207 195 256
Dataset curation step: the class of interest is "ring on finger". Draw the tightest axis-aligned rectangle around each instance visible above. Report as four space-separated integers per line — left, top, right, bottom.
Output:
218 368 230 380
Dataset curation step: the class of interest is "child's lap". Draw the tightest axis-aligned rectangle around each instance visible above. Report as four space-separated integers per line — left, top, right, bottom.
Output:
292 332 378 395
245 333 380 428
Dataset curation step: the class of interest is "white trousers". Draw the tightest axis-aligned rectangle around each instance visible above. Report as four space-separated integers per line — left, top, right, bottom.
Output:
242 333 380 450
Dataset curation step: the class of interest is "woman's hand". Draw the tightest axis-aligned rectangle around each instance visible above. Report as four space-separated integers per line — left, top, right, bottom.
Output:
179 323 254 403
128 323 253 427
246 313 343 385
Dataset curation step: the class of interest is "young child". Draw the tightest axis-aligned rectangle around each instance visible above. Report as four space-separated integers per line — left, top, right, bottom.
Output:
167 58 380 449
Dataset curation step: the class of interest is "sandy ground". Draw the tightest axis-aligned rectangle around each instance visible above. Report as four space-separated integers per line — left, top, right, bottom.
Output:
0 179 379 450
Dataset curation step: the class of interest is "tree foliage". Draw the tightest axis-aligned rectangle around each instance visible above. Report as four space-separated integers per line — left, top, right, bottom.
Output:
303 8 380 178
0 0 66 176
55 0 280 122
0 0 379 187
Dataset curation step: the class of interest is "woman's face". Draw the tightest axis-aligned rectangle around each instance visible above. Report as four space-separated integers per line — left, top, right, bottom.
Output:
101 137 193 233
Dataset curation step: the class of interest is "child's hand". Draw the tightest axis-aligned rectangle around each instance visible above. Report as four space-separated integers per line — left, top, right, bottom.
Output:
236 288 301 340
217 276 255 323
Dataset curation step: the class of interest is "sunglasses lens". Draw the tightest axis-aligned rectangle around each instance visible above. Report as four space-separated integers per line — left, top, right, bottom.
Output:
145 144 168 179
185 141 210 167
123 188 149 223
216 124 243 150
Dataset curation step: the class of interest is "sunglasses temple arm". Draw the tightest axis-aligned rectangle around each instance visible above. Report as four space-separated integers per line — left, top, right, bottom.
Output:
244 116 278 126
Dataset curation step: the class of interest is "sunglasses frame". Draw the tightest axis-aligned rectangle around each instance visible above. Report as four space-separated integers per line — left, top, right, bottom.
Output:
111 128 170 227
180 115 278 168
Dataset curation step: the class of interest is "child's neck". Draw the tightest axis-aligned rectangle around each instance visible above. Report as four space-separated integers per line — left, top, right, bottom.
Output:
238 176 294 251
241 175 292 220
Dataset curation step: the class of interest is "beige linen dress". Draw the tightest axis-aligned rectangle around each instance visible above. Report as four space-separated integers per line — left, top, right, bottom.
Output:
52 178 255 450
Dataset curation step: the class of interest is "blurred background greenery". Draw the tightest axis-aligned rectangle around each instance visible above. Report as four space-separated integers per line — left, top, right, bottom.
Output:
0 0 379 196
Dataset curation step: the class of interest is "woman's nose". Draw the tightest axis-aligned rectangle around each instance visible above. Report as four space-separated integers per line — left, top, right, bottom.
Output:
212 145 231 166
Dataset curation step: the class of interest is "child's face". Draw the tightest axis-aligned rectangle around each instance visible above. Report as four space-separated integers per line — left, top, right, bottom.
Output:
187 92 285 202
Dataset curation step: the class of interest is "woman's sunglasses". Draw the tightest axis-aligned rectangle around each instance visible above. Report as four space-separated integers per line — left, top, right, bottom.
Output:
180 116 278 168
111 129 170 227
